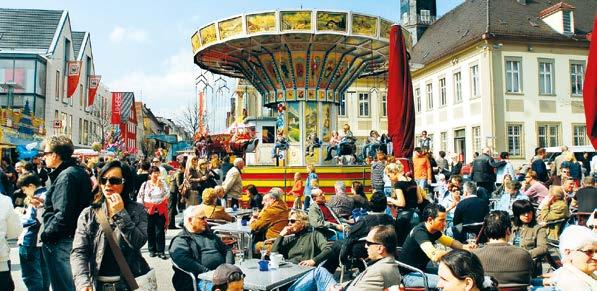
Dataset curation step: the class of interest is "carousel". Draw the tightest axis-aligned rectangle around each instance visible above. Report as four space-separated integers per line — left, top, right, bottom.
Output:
191 10 409 196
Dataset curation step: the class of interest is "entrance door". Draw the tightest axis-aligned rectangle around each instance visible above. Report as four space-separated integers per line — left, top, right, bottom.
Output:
454 129 466 163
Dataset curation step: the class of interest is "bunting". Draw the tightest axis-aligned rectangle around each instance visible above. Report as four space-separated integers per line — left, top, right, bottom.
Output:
67 61 82 98
87 75 101 108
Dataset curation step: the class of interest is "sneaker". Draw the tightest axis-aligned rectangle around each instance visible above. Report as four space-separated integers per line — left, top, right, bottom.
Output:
149 252 156 257
159 253 169 260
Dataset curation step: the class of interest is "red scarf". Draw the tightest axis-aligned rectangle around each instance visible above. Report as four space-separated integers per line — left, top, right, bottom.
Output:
144 199 169 229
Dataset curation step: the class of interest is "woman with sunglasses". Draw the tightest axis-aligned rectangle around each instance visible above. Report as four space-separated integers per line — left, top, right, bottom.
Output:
137 166 170 259
71 160 151 291
538 186 569 240
440 185 462 234
511 200 548 261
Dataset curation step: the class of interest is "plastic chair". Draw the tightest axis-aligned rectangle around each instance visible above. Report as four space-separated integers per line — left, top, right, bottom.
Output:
172 261 198 291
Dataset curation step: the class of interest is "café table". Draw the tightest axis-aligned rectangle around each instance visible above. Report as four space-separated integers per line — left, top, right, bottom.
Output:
212 222 253 258
198 259 314 291
227 208 254 218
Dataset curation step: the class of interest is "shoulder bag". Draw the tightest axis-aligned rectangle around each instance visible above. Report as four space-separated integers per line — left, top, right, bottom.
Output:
95 208 157 291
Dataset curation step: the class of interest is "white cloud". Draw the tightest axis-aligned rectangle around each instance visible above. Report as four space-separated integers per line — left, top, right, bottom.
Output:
109 26 147 43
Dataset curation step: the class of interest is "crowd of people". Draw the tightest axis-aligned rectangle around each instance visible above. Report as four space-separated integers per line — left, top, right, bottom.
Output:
0 132 596 291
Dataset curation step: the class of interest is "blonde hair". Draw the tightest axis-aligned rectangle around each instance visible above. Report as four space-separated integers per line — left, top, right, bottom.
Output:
548 185 565 200
311 178 319 188
564 151 576 162
202 188 218 205
289 209 310 227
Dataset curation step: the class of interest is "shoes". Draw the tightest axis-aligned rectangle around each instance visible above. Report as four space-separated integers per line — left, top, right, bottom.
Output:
324 156 332 161
158 253 168 260
168 225 179 230
149 252 156 257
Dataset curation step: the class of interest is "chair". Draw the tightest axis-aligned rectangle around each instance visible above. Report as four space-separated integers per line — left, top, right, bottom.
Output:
497 283 529 291
172 261 198 291
394 260 429 291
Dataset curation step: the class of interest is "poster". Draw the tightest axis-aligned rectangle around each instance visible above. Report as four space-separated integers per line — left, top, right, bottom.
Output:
218 16 243 40
287 102 300 143
247 12 276 34
293 51 307 88
352 14 377 36
281 11 312 31
308 52 324 88
191 32 201 52
200 24 217 46
316 11 347 32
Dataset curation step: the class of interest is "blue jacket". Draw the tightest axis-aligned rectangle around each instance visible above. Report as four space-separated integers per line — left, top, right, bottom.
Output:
20 187 47 247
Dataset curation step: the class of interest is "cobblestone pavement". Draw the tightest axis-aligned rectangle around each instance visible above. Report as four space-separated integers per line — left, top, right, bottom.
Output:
10 214 183 290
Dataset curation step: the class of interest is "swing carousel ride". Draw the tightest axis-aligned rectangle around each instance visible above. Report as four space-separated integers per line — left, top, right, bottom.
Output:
191 10 411 196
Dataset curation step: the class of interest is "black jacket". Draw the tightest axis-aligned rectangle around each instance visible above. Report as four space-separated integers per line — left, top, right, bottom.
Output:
341 212 395 260
42 158 93 243
471 154 505 183
169 228 233 291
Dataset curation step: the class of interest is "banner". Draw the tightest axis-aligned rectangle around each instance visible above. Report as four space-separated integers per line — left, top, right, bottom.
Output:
87 75 101 108
67 61 82 98
112 92 134 124
111 92 122 124
584 18 597 149
198 91 205 135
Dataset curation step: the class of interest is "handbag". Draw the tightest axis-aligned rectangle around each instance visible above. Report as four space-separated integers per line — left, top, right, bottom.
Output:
179 179 190 198
96 209 157 291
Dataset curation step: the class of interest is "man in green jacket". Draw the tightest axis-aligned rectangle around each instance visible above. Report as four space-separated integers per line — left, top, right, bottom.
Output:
272 209 331 267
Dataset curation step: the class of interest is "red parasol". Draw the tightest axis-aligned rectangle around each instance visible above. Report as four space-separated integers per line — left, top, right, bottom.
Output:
584 17 597 149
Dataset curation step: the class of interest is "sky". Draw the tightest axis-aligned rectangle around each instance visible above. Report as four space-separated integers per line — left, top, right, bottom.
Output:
0 0 463 132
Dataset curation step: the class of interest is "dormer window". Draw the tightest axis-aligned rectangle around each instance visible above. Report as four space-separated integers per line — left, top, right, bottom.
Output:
420 10 431 23
539 2 575 35
562 10 573 34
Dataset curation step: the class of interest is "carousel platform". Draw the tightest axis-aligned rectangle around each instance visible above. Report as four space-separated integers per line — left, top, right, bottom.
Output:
239 165 371 206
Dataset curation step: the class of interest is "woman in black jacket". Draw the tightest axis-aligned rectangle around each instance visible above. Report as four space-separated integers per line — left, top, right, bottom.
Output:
71 160 152 291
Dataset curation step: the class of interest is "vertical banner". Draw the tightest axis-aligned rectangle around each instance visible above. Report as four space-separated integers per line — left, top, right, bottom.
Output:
111 92 122 124
87 75 101 108
119 92 134 123
386 25 415 160
198 91 205 135
67 61 82 98
583 18 597 149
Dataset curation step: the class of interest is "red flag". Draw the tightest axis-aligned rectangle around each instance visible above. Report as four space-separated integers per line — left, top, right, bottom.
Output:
387 25 415 161
198 91 205 135
67 61 82 98
583 17 597 149
111 92 122 124
87 75 101 108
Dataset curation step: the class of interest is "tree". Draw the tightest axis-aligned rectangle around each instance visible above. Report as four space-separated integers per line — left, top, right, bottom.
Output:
175 100 200 138
91 95 114 146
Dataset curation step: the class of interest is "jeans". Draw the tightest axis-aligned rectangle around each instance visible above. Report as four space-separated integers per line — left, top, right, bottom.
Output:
147 213 166 253
198 279 214 291
20 245 50 291
288 266 337 291
303 196 311 211
402 272 439 288
384 186 393 197
43 238 75 291
416 179 428 190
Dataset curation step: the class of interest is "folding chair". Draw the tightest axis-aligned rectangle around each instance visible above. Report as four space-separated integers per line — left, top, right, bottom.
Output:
394 260 429 291
172 261 198 291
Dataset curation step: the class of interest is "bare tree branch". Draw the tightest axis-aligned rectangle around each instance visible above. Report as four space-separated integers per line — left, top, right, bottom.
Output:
175 100 200 138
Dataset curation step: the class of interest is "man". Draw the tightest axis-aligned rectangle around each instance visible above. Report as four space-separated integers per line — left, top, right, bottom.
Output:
418 130 431 149
575 177 597 213
41 135 92 291
531 148 549 183
545 225 597 290
323 192 394 273
370 151 386 194
495 152 515 187
211 264 245 291
413 147 432 192
550 165 572 187
436 151 449 176
471 147 505 193
473 211 533 286
308 188 345 239
552 145 570 177
222 158 244 207
249 188 289 251
152 157 168 182
523 170 549 204
329 181 354 219
495 180 528 214
452 181 490 243
398 204 473 288
32 156 49 186
288 225 402 291
271 209 331 266
170 205 233 291
220 155 234 178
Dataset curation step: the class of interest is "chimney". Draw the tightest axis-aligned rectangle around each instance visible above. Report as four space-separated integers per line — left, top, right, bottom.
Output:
517 0 527 4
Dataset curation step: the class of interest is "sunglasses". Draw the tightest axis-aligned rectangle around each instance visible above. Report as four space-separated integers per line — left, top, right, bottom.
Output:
577 249 597 257
43 151 53 156
227 272 246 282
289 219 298 224
365 240 381 247
100 177 125 185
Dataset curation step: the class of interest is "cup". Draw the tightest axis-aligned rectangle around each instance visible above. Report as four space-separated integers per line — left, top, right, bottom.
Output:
271 254 283 269
241 219 248 226
258 260 269 271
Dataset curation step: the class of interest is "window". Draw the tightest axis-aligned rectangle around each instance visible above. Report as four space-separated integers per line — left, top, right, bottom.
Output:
78 118 82 144
84 120 89 145
55 70 60 101
472 126 481 154
573 124 588 146
79 84 84 107
537 123 560 148
570 62 585 96
505 59 521 93
415 87 421 112
539 60 554 95
440 131 447 151
470 65 480 97
453 72 462 103
381 93 387 117
439 78 446 106
507 123 523 157
420 9 431 22
563 10 573 34
426 83 433 110
358 92 369 117
339 92 348 116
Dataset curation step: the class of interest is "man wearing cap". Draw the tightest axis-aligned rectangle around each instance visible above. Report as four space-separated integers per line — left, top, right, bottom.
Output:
211 264 245 291
222 158 244 207
170 205 233 291
250 188 289 253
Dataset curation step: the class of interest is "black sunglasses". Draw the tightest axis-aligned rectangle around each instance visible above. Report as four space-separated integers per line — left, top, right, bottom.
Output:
227 272 246 282
100 177 125 185
365 240 381 247
289 219 298 224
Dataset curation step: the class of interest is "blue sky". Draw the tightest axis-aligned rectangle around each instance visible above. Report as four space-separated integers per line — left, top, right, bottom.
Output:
0 0 463 131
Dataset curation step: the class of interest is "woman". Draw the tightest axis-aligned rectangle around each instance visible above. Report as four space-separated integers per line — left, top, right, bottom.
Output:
351 181 369 211
324 131 340 161
0 183 22 291
184 156 201 206
437 250 498 291
137 166 169 259
511 200 548 267
209 155 223 185
72 160 151 290
288 173 303 209
561 151 582 182
491 174 512 199
302 164 318 210
135 161 150 195
246 184 263 210
539 186 570 240
387 162 423 244
199 188 234 222
196 158 218 205
440 184 462 232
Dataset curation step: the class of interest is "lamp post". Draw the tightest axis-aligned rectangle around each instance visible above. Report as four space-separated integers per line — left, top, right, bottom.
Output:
0 81 24 109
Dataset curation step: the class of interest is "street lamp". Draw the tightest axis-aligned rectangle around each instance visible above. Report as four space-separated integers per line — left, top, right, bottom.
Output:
0 81 24 109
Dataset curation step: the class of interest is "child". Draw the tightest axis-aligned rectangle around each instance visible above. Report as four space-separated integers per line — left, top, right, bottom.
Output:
289 172 304 209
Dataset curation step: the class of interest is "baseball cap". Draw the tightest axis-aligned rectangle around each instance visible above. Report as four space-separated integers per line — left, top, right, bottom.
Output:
212 264 245 285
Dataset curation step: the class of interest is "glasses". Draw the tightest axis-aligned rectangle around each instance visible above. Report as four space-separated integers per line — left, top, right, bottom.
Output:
288 219 298 224
100 177 125 185
196 216 208 221
562 170 570 174
576 249 597 257
365 240 381 247
43 151 53 156
525 176 532 179
227 272 246 282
